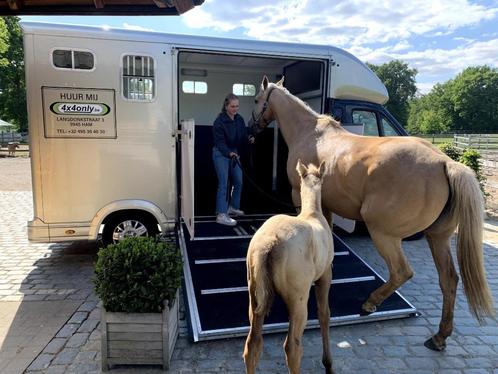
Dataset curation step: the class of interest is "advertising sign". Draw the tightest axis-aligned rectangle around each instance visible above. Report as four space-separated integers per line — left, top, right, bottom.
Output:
42 87 117 139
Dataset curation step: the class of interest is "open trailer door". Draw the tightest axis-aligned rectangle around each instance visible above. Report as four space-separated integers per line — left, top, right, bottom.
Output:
181 119 195 239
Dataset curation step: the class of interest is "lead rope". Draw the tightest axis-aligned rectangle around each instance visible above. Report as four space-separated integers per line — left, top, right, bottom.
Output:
233 156 297 209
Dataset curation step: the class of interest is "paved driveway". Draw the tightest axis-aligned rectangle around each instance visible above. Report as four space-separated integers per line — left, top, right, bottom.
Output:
1 190 498 373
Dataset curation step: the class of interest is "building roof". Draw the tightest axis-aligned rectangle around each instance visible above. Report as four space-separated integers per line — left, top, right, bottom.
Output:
0 119 15 130
0 0 204 15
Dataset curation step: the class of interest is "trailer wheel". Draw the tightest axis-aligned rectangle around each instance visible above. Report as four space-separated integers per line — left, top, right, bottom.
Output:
102 213 159 246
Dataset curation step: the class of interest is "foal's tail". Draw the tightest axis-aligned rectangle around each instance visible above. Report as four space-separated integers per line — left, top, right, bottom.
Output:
247 246 274 316
446 161 495 323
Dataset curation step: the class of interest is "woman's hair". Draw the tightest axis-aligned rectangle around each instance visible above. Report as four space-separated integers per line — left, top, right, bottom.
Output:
221 93 239 113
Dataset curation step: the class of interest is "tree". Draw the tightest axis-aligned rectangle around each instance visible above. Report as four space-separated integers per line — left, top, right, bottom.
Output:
447 66 498 133
408 65 498 134
367 60 417 127
407 83 452 134
0 17 27 132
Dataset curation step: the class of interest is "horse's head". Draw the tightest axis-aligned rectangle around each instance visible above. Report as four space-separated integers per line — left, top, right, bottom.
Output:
296 159 326 190
248 75 285 135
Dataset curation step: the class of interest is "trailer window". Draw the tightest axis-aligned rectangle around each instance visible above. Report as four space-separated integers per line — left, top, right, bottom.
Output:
381 116 399 136
233 83 256 96
122 55 155 101
52 49 94 70
352 110 379 136
182 81 207 94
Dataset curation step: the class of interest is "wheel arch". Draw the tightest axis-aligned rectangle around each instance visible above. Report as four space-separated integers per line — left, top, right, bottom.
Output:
88 200 170 240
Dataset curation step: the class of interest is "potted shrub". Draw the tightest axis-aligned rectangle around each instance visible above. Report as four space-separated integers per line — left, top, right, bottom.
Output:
94 236 183 371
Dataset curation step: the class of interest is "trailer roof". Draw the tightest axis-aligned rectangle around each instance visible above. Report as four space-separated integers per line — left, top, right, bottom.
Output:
0 0 203 15
21 22 389 104
21 21 356 61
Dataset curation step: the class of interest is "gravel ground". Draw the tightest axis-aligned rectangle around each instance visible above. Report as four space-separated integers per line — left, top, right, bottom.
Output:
0 157 32 191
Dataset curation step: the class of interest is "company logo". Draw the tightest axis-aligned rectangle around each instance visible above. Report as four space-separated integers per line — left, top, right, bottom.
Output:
50 102 111 115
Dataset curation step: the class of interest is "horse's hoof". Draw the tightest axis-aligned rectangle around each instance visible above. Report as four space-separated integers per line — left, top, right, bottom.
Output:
424 337 446 351
361 301 376 314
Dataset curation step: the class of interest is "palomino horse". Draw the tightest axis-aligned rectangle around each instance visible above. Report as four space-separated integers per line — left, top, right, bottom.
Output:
248 76 495 351
244 160 334 374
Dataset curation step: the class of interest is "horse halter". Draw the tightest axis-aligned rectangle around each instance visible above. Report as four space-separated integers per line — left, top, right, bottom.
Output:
251 87 277 130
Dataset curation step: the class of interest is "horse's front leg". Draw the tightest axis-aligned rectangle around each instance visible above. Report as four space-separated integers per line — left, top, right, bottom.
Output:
314 268 334 374
362 228 413 313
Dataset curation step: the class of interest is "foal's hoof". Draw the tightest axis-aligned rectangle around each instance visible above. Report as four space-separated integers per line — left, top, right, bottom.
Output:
424 336 446 351
361 301 377 315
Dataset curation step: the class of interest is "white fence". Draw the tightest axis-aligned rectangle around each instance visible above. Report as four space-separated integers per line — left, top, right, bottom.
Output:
454 134 498 170
454 134 498 154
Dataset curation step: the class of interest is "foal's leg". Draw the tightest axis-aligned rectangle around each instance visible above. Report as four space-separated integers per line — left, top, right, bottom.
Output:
423 230 459 351
314 268 334 374
362 229 414 313
283 292 309 374
244 290 266 374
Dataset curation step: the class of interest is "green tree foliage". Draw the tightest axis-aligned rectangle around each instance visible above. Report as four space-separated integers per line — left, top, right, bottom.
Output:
437 142 486 195
408 66 498 134
0 17 27 132
407 83 452 134
449 66 498 133
367 60 418 127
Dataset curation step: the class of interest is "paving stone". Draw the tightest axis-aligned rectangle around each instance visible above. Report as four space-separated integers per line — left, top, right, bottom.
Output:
52 348 79 365
42 365 69 374
74 350 97 362
4 191 498 373
55 323 79 338
26 353 53 371
65 332 90 348
66 312 88 325
42 338 67 354
77 301 97 312
77 318 99 333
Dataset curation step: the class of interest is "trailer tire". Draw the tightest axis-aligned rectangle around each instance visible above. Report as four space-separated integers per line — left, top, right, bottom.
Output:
102 212 159 246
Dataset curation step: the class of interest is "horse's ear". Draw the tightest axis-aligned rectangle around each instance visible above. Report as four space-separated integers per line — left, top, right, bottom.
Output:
276 76 285 86
318 161 326 178
262 75 269 91
296 159 307 178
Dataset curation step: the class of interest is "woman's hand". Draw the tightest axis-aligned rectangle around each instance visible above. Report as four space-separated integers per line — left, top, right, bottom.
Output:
248 135 255 144
229 152 239 159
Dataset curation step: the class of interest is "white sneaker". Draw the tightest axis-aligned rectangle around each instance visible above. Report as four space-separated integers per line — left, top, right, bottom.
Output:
216 213 237 226
228 206 245 217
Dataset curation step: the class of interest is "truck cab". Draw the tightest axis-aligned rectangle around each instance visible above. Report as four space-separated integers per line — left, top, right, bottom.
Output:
330 99 407 137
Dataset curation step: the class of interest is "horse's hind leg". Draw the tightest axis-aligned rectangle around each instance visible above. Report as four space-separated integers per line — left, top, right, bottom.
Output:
243 297 265 374
283 293 309 374
314 268 334 374
423 229 458 351
362 230 414 313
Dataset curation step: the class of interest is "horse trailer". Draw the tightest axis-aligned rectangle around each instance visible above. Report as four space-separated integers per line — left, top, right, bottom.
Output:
22 22 415 340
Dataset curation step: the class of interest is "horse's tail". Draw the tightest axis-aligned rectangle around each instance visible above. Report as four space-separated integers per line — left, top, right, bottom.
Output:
247 246 274 316
446 161 495 323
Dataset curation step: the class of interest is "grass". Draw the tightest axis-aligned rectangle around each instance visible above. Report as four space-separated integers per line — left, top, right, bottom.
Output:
417 135 453 145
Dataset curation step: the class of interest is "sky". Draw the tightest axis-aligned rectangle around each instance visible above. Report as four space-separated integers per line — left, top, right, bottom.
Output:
21 0 498 94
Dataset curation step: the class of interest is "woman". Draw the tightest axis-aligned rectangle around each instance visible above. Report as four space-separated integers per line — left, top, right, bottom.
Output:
212 93 254 226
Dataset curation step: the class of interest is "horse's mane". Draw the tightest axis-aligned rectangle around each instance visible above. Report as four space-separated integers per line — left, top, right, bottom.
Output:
271 83 342 130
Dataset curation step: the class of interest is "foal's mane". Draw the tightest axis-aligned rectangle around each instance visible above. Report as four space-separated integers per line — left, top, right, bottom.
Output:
271 83 342 130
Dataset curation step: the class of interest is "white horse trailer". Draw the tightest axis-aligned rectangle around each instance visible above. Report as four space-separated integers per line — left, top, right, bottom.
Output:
22 22 415 340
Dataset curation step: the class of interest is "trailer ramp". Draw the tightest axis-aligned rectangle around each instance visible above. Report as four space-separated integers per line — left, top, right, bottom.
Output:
180 216 417 342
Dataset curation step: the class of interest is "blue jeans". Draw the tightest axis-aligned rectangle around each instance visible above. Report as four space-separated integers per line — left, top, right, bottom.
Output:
213 148 243 214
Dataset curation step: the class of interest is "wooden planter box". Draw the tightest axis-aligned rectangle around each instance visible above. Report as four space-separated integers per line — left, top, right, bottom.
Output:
101 290 179 371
